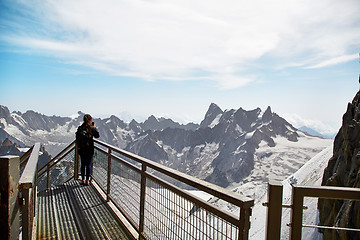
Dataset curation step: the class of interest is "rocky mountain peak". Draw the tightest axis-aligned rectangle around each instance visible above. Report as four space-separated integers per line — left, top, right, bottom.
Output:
200 103 223 128
128 119 142 134
262 106 272 122
142 115 159 130
0 105 12 126
107 115 127 129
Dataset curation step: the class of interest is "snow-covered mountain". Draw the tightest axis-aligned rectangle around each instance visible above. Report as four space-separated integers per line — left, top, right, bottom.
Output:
187 142 334 239
0 104 332 189
249 145 333 240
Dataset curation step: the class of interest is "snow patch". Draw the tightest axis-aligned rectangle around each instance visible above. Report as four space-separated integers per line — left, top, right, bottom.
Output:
245 130 255 140
211 134 332 239
249 145 333 240
235 124 243 133
209 114 222 128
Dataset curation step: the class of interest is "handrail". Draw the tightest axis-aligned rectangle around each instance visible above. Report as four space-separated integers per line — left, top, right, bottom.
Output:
37 140 75 176
20 145 34 169
94 139 254 208
16 138 360 240
31 138 254 239
19 143 40 189
19 143 41 240
37 140 76 190
93 139 254 240
290 185 360 240
265 181 360 240
95 146 242 224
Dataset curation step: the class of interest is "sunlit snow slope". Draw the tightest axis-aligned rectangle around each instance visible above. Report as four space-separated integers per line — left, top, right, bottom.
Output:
249 145 333 240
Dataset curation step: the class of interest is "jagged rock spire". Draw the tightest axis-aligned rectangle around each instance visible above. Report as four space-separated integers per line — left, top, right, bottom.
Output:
318 89 360 240
200 103 223 128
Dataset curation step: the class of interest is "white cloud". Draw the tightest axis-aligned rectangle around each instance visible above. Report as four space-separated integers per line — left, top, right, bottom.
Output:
306 53 359 69
3 0 360 88
216 75 256 90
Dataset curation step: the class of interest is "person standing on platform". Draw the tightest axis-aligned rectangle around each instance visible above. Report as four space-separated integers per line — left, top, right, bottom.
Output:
76 114 100 185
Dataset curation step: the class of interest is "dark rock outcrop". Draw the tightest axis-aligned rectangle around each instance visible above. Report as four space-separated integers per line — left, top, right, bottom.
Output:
318 90 360 240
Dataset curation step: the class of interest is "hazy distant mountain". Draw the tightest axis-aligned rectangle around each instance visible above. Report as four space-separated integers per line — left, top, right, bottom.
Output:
299 126 335 139
0 104 332 188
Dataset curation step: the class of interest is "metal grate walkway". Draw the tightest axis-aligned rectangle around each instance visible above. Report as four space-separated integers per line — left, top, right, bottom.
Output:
37 179 134 240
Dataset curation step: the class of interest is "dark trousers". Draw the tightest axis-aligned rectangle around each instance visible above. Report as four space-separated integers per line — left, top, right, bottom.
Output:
80 154 93 180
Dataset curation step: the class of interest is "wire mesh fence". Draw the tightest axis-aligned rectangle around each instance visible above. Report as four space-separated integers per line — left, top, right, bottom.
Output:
142 177 239 240
37 146 76 191
111 157 141 227
92 149 108 190
92 140 253 240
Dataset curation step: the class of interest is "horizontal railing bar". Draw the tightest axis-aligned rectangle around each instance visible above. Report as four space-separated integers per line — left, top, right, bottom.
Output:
293 185 360 200
19 143 41 189
37 145 76 179
20 146 34 168
303 224 360 232
145 170 240 226
95 146 141 174
94 139 253 208
37 140 75 174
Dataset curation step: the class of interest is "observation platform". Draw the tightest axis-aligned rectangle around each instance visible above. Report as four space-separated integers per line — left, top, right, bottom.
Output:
4 139 357 240
37 179 133 240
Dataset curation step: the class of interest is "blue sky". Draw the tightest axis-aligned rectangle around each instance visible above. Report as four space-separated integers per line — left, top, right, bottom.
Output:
0 0 359 135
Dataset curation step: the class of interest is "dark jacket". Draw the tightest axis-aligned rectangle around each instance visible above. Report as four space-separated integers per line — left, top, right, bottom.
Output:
76 125 100 156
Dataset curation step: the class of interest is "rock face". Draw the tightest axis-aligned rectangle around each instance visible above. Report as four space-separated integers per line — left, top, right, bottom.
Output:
318 90 360 240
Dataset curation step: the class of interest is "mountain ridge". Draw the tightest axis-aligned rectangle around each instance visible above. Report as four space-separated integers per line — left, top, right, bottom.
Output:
0 103 332 188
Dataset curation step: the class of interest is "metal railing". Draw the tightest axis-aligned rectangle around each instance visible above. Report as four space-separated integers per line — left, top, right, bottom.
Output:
37 140 76 191
32 139 254 239
19 143 41 240
265 181 360 240
11 139 360 240
92 139 254 240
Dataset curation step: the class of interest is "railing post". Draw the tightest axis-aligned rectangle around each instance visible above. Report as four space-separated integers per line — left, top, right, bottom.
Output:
106 149 112 202
139 164 147 240
0 155 20 240
238 206 251 240
21 188 31 240
265 180 283 240
74 142 80 180
34 164 37 218
290 186 304 240
46 165 50 189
